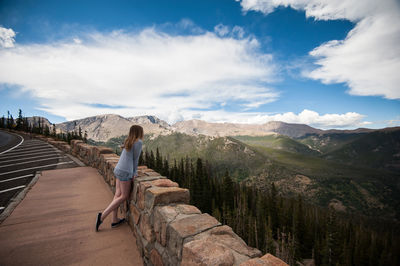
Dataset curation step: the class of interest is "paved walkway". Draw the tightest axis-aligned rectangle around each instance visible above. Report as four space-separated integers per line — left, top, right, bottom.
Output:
0 167 143 266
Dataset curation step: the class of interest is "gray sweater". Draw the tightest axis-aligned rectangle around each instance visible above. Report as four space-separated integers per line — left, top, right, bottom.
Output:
114 140 142 178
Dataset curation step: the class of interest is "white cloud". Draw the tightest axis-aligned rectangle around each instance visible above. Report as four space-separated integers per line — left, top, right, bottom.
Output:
214 24 230 36
73 38 82 44
214 24 247 39
174 108 369 129
239 0 400 99
0 27 278 122
0 26 16 48
232 26 245 39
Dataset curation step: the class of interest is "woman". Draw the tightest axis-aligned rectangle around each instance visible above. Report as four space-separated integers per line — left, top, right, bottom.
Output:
96 125 143 231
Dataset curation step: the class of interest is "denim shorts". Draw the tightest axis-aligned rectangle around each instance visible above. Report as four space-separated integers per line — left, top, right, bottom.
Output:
114 168 132 181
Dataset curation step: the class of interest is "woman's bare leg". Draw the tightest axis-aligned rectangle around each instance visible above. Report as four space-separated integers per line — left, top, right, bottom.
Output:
101 179 131 222
111 179 122 223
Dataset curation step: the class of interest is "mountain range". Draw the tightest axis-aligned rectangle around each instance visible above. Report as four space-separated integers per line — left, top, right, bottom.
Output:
54 113 376 141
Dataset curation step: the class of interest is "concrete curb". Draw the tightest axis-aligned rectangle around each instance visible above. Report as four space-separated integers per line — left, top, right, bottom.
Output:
65 153 86 167
0 172 41 224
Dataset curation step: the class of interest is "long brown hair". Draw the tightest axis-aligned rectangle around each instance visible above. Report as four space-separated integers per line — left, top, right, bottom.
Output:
124 125 144 150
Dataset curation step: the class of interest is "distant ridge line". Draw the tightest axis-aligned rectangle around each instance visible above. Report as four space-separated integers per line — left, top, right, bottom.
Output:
25 113 397 142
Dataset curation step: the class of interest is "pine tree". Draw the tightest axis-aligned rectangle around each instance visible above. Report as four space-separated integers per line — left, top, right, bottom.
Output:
67 131 72 144
326 207 341 265
0 116 5 128
156 147 163 172
171 159 178 182
183 156 192 188
149 150 155 169
177 158 185 186
6 110 10 129
266 216 275 255
52 124 56 137
222 170 234 211
44 125 50 136
16 109 23 130
38 117 42 134
145 150 150 166
256 191 266 251
191 158 203 209
78 126 82 139
294 195 307 261
163 158 169 177
9 114 14 129
269 182 279 237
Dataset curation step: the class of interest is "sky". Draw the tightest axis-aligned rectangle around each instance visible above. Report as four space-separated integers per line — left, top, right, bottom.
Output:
0 0 399 129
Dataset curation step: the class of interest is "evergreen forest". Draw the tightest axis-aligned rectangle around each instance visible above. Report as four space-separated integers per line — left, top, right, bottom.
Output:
141 148 400 266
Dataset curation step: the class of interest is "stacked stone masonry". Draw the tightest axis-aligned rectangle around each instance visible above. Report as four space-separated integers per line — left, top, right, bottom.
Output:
37 136 288 266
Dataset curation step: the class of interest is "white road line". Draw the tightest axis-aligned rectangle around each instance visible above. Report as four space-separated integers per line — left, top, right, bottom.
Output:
20 141 44 145
0 207 4 211
21 140 46 144
0 150 61 160
0 174 34 183
0 133 24 155
20 140 48 145
8 146 53 153
0 154 61 164
0 161 74 175
0 148 57 157
0 185 26 194
15 143 51 149
0 156 67 168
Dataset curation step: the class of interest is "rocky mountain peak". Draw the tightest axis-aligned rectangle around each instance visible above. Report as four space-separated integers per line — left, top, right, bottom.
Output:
56 114 172 142
128 115 170 128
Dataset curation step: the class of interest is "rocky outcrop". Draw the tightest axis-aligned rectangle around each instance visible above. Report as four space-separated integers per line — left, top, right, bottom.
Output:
26 116 52 129
37 136 288 266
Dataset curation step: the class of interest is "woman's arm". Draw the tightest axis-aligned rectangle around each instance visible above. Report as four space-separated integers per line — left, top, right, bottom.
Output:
132 140 143 177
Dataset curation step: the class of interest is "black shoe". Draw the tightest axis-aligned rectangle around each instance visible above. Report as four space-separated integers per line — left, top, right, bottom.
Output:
96 212 102 231
111 218 126 228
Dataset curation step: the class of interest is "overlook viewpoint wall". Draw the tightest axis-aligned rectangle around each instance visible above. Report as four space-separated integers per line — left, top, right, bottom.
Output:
36 135 288 266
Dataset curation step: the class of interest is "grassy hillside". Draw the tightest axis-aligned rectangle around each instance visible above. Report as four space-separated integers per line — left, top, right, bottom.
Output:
233 136 400 219
297 133 364 153
234 134 320 156
322 129 400 172
144 133 276 181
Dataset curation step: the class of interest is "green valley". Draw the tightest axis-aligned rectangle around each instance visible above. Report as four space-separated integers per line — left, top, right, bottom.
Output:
90 129 400 220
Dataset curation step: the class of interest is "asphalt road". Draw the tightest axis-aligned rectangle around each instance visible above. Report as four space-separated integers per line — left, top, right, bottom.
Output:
0 130 79 214
0 130 21 154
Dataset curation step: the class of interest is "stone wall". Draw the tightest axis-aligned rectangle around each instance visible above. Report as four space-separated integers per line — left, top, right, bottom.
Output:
38 136 288 266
